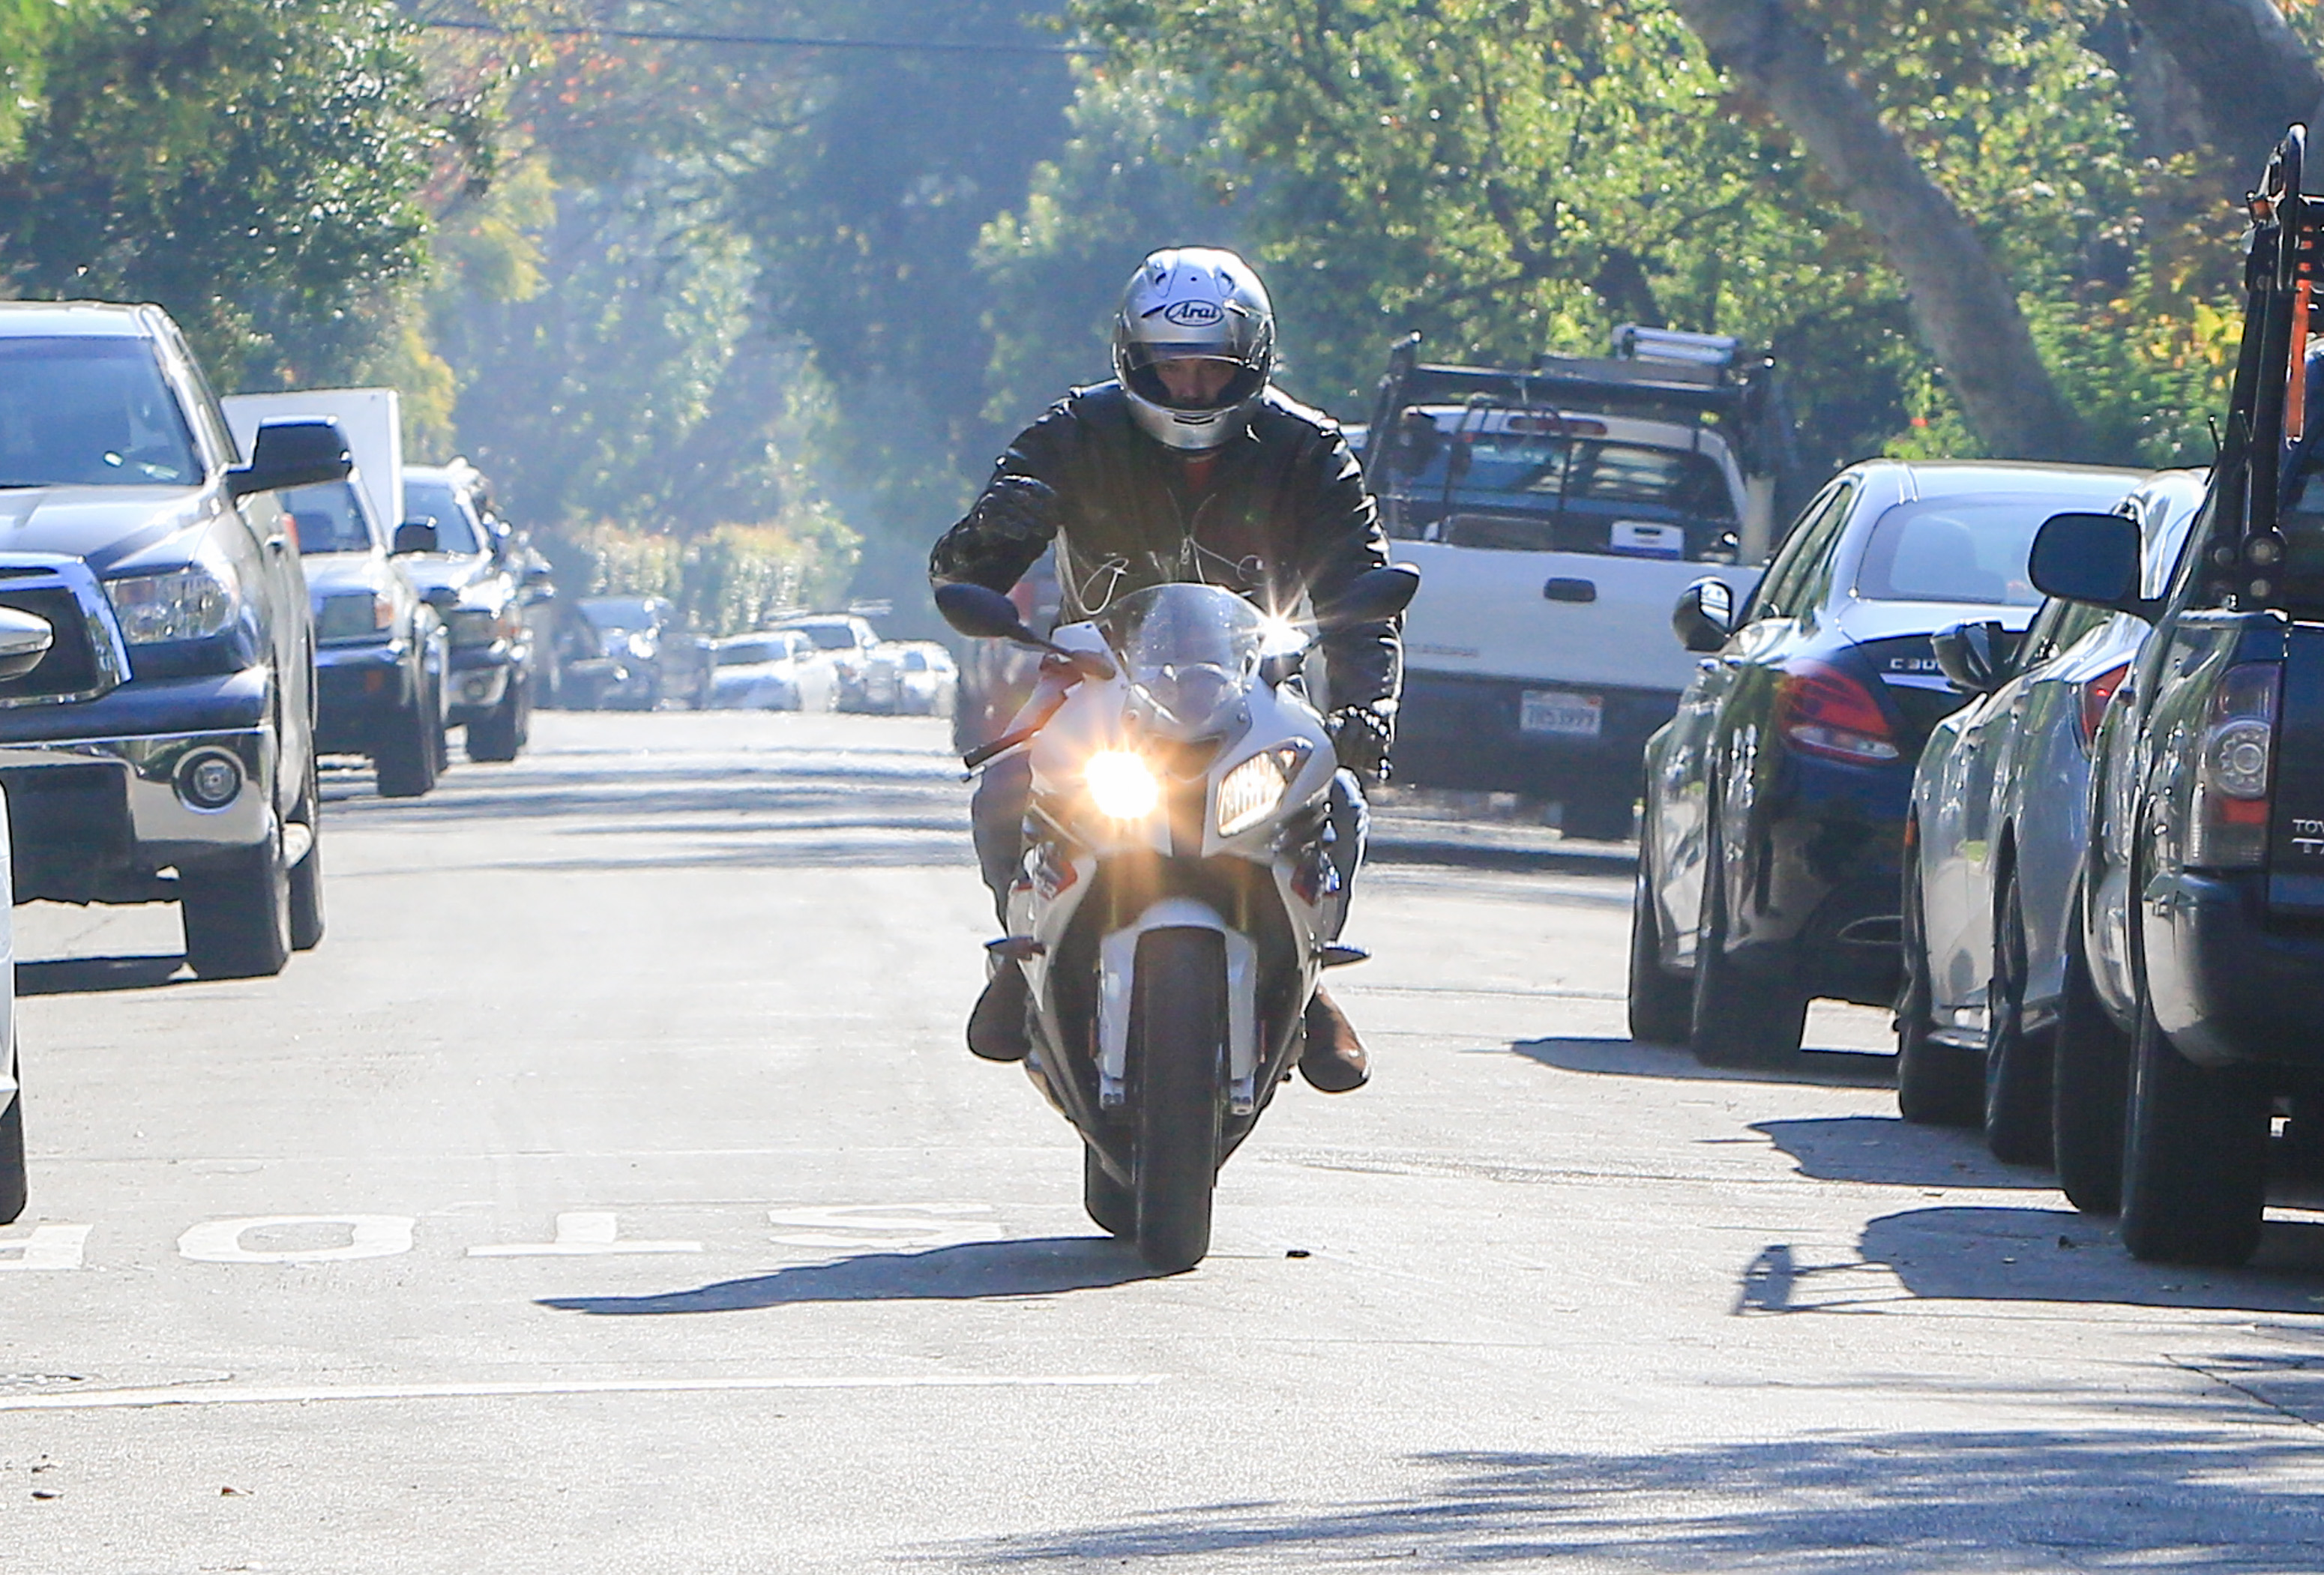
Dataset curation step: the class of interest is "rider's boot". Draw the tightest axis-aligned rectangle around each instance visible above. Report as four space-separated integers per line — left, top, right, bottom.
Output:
1298 987 1370 1091
967 958 1032 1062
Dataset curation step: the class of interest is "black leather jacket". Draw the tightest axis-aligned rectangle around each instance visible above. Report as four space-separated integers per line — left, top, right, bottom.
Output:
930 382 1400 715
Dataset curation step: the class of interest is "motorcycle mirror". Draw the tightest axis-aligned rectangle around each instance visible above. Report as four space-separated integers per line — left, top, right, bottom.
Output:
935 582 1035 642
1319 564 1421 626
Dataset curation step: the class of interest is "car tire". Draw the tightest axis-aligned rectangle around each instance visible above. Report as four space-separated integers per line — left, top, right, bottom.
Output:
288 764 325 953
373 671 441 799
2119 992 2271 1266
0 1055 24 1227
1896 836 1982 1125
467 671 529 763
2050 919 2131 1214
1982 866 2053 1166
1627 861 1693 1046
1689 826 1807 1067
181 824 292 981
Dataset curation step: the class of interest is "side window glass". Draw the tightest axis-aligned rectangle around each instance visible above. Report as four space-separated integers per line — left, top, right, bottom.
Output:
1749 482 1855 622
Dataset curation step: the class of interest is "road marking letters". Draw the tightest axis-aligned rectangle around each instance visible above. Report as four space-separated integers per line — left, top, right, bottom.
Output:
0 1224 89 1271
469 1211 702 1256
178 1214 417 1264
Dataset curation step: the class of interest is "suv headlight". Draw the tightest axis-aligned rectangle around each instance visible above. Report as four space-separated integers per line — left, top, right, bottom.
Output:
106 561 239 645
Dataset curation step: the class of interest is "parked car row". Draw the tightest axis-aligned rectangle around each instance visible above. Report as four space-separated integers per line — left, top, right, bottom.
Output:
0 303 564 1223
696 611 956 718
1631 129 2324 1271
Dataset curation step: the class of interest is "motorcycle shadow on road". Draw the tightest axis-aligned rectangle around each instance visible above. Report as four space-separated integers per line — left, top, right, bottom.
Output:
537 1235 1160 1316
1511 1036 1896 1088
16 954 189 996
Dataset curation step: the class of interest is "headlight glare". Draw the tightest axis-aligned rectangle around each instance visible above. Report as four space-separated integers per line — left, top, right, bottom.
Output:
106 563 238 644
1085 750 1161 820
1216 749 1292 837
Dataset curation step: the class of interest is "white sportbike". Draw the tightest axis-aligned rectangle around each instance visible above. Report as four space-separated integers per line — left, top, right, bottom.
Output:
938 568 1417 1271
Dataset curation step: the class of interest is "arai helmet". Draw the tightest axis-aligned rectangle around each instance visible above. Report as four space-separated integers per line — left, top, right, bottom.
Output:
1112 247 1275 452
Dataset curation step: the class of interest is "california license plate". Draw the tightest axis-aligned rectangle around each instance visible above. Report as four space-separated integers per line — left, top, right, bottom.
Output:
1520 689 1603 738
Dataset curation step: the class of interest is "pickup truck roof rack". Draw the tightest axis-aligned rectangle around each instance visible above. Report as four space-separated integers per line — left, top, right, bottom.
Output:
1363 332 1762 457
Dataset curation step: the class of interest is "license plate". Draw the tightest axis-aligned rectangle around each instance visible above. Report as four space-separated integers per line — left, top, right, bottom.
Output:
1520 689 1602 738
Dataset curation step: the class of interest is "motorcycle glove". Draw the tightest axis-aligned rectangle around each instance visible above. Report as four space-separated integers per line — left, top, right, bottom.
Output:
1327 703 1394 784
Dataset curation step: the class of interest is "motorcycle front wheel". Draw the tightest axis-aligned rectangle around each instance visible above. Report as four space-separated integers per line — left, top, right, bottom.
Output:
1131 928 1226 1273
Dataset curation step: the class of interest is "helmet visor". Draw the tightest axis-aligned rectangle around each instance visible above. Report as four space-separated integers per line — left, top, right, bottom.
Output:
1118 343 1267 415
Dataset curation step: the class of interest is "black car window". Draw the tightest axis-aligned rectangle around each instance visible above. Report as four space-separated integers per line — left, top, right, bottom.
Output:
0 337 202 487
1748 481 1855 621
1564 442 1736 520
1854 496 2053 606
403 480 482 554
2017 596 2109 668
795 625 858 651
282 481 376 555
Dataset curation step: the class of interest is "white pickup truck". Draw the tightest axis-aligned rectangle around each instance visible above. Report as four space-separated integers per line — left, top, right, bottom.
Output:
1363 335 1771 839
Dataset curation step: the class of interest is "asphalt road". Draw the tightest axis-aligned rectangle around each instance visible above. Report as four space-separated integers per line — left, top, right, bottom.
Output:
3 710 2322 1571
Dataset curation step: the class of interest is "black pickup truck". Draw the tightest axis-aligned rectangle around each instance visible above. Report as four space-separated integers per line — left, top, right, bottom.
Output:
0 302 343 978
2031 126 2324 1265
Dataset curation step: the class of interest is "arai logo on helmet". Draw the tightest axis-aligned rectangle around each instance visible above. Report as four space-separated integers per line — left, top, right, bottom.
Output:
1160 298 1223 328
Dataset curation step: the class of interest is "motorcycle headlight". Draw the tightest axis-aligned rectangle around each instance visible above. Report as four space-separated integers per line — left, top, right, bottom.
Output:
316 591 394 642
1216 747 1295 837
1085 750 1161 820
105 561 239 645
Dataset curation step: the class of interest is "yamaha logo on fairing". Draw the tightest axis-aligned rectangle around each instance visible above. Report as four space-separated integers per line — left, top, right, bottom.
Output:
1161 299 1223 328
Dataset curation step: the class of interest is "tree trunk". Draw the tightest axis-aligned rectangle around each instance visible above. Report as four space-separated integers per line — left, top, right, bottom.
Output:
1669 0 2087 460
2124 0 2323 181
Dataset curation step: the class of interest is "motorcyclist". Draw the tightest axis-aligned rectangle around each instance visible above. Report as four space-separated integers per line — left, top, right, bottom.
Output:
930 246 1400 1094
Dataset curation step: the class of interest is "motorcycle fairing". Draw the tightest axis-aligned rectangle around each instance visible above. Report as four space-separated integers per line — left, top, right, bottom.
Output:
1098 901 1262 1114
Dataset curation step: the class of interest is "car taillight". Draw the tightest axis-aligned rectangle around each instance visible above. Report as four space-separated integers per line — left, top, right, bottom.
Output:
2188 661 2281 869
1774 660 1900 763
2077 661 2131 748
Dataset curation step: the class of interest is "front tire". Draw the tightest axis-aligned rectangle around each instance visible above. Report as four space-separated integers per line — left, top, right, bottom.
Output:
288 762 325 953
373 670 442 799
0 1055 24 1227
1982 867 2053 1166
2120 994 2271 1265
1897 836 1981 1124
2051 921 2131 1214
1627 862 1692 1045
1083 1143 1133 1238
181 826 292 981
467 670 529 762
1690 827 1807 1068
1132 929 1226 1273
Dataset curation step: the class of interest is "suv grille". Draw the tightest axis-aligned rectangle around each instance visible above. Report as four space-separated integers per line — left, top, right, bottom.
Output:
0 585 100 702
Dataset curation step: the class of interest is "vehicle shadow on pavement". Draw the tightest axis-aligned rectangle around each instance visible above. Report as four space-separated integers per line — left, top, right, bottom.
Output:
538 1235 1158 1315
16 954 187 995
936 1421 2324 1568
1511 1036 1895 1088
1753 1115 2029 1190
1852 1205 2324 1313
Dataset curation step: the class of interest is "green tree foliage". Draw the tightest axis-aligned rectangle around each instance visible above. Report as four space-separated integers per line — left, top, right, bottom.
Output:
1064 0 2293 470
0 0 437 389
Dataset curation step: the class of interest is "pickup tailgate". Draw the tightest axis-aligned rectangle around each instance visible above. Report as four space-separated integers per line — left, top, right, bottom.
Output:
1396 540 1759 692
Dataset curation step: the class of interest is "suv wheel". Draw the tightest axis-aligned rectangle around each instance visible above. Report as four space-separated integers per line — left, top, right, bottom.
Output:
374 668 442 798
181 821 292 981
467 670 529 762
0 1054 24 1227
2120 992 2270 1265
2051 921 2131 1214
288 761 325 953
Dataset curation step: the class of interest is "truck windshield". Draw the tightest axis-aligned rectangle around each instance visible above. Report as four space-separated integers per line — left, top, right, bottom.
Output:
0 337 202 488
1380 421 1738 560
403 480 482 554
282 481 376 555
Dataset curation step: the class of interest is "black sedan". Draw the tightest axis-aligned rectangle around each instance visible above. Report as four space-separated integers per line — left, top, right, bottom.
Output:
1628 459 2143 1066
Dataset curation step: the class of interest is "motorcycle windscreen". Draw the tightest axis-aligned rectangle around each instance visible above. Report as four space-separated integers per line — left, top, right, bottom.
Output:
1101 582 1269 739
